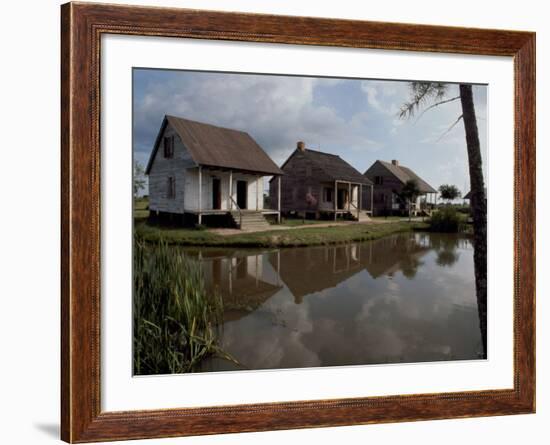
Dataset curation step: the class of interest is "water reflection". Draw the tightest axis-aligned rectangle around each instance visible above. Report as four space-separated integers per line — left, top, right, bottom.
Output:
183 232 484 372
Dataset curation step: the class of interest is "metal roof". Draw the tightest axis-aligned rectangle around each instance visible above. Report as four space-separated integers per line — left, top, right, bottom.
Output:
146 115 283 176
374 160 437 193
276 147 373 185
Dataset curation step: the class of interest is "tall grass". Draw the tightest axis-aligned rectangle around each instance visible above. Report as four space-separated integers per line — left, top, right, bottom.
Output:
133 239 236 375
429 207 467 233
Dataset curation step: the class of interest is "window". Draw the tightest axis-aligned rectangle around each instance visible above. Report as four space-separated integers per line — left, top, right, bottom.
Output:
163 135 174 158
324 187 333 203
374 176 384 185
167 176 175 199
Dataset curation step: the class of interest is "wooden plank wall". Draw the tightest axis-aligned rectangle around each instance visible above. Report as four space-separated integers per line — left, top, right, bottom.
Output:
148 123 195 214
364 161 403 215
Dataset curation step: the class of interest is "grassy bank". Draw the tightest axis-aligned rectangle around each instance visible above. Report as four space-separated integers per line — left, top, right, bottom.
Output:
135 220 428 248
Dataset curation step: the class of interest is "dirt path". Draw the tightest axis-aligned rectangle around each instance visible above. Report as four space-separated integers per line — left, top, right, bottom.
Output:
208 219 392 236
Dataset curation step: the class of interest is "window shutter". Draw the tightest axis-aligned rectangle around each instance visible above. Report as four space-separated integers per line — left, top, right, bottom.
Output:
167 176 175 199
164 136 174 158
324 187 333 203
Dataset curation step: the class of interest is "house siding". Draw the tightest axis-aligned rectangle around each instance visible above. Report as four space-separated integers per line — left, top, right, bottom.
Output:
269 150 328 214
270 150 363 215
148 123 196 214
364 161 430 216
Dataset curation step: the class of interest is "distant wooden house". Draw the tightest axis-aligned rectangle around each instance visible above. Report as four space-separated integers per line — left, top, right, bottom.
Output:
269 142 373 220
145 115 283 229
363 160 437 216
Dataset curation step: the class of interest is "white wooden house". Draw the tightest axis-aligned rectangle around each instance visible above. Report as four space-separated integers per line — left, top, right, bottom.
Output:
145 115 283 229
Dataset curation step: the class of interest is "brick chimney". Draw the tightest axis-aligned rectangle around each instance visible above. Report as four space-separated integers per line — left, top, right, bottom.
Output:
297 141 306 152
391 159 399 166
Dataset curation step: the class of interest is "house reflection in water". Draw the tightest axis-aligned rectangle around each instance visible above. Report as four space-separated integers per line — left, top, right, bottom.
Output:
187 233 463 310
185 248 283 321
268 234 432 304
185 232 482 371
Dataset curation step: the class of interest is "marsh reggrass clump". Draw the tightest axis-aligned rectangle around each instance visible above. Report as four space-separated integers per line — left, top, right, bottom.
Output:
133 239 237 375
429 207 467 233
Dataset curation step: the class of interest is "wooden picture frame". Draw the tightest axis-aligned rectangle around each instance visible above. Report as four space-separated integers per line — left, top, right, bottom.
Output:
61 2 535 442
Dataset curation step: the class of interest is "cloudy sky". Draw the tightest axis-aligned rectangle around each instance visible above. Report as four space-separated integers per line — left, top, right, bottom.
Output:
133 69 487 196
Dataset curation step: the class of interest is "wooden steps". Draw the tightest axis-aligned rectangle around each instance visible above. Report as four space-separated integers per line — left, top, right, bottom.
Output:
229 211 271 231
356 212 372 222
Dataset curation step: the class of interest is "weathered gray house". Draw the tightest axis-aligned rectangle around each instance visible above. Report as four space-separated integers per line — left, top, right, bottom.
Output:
269 142 373 220
145 115 283 229
363 160 437 216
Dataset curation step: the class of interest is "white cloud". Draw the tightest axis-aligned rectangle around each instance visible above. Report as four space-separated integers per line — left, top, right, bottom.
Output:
361 84 381 110
134 72 381 166
359 80 410 118
133 71 488 191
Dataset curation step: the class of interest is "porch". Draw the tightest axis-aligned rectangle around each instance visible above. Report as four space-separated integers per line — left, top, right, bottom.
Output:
185 166 282 227
323 180 374 221
389 191 438 216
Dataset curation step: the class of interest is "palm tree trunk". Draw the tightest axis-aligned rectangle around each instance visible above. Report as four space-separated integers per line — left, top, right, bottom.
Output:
459 84 487 358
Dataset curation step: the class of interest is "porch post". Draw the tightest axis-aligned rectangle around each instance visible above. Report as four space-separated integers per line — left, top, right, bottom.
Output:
277 175 281 223
256 176 260 211
348 182 351 213
229 170 233 210
358 184 361 219
198 166 202 225
334 180 337 221
370 184 374 215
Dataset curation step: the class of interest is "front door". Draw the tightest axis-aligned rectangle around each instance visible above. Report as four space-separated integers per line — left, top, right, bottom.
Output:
337 188 348 210
236 180 247 209
212 178 221 210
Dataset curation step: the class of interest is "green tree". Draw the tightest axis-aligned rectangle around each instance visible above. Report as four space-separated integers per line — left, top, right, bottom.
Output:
400 82 487 357
134 161 147 198
439 184 462 204
396 179 421 222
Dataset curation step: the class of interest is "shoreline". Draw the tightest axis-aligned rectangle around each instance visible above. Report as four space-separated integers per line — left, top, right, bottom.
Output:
134 220 429 248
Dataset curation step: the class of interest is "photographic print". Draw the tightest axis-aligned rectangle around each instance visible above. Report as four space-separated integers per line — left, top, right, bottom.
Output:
61 5 535 440
132 69 488 376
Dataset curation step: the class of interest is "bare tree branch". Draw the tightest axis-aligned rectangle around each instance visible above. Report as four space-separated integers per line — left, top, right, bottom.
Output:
399 82 449 119
399 87 432 119
436 114 463 142
413 96 460 123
